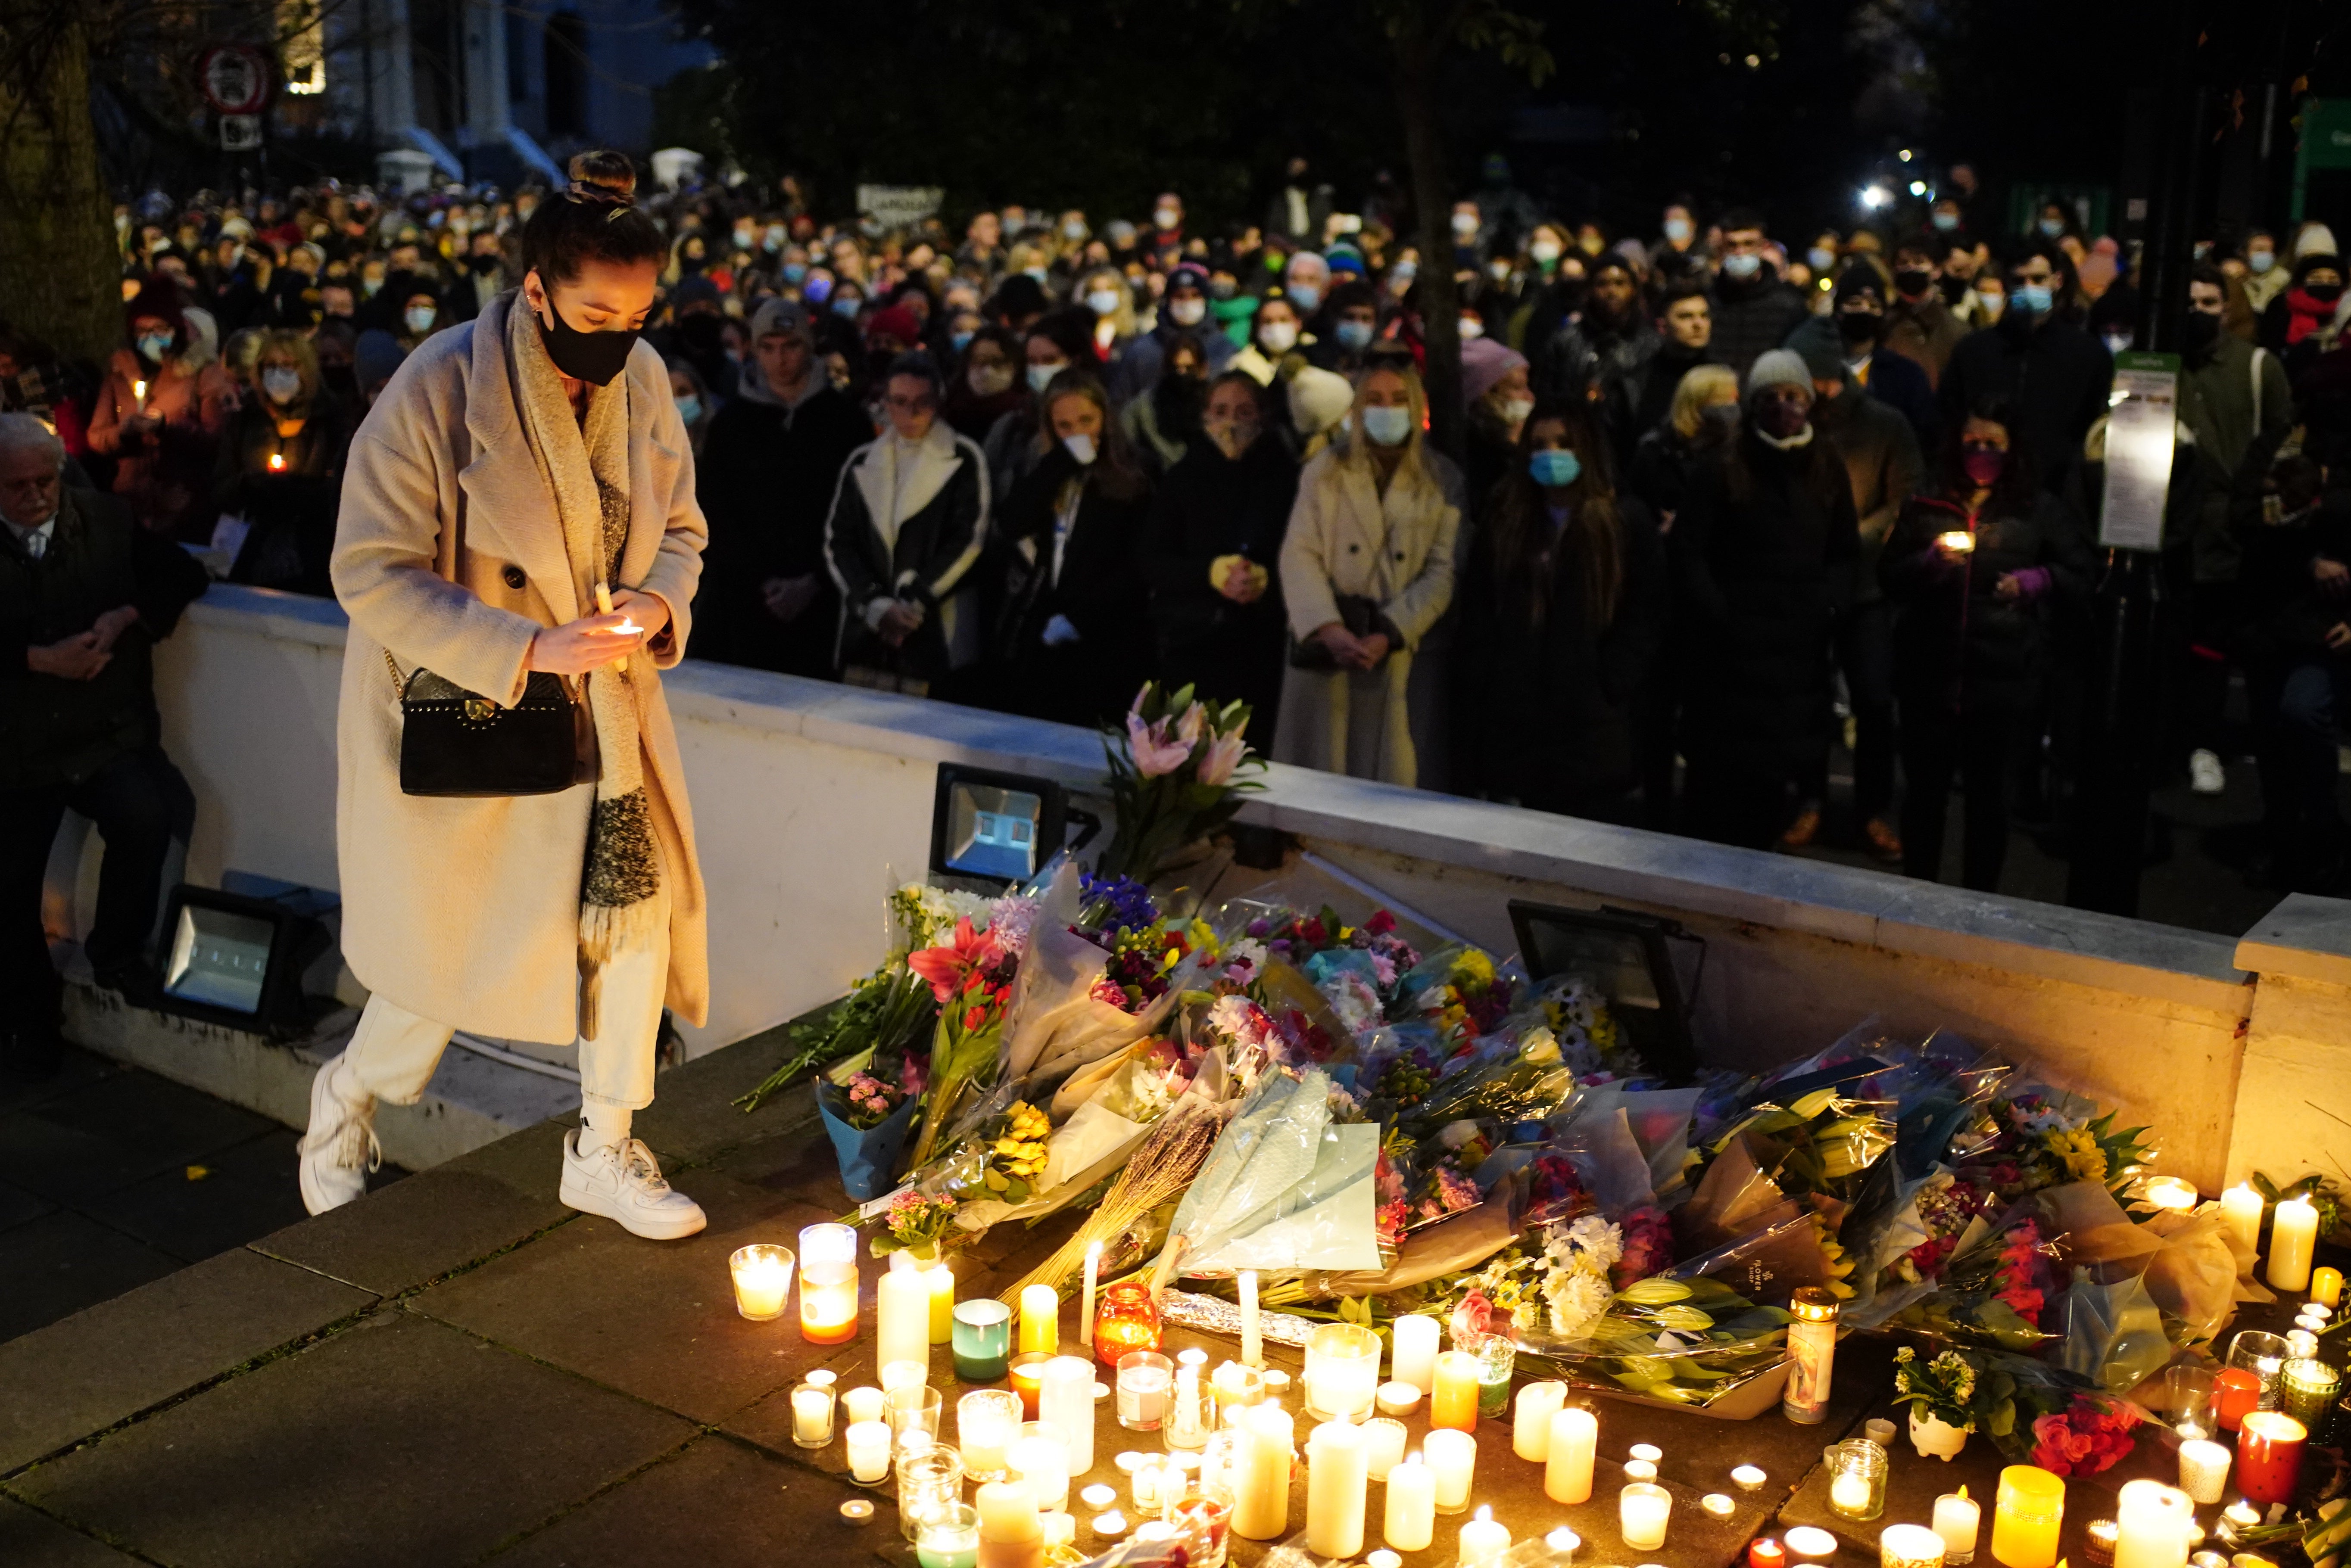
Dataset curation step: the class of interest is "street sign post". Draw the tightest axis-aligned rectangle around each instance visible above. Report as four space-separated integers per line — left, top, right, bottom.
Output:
196 44 270 115
219 114 262 151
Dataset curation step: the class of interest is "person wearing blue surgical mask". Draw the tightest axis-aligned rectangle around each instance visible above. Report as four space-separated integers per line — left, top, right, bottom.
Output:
1273 358 1466 789
1454 400 1666 818
1708 207 1811 384
1305 280 1381 374
666 360 712 456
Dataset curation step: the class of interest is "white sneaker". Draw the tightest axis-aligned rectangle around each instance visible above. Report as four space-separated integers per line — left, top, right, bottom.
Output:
297 1055 380 1215
2189 748 2226 795
559 1129 707 1240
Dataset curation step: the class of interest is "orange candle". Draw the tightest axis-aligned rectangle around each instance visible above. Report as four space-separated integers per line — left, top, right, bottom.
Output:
1009 1352 1051 1421
1431 1351 1481 1431
2238 1411 2307 1506
2214 1368 2262 1433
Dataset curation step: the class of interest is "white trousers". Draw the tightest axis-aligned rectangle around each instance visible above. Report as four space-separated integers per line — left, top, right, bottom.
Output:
341 904 670 1111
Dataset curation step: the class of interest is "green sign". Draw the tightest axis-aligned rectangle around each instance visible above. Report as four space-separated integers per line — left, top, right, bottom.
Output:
2294 97 2351 223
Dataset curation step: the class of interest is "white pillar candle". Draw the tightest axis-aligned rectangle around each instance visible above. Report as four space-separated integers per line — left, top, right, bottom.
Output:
843 1385 886 1425
1306 1419 1370 1559
977 1478 1041 1540
877 1253 932 1373
1545 1406 1598 1505
2177 1439 2231 1505
1383 1454 1436 1552
2114 1480 2193 1568
1458 1504 1512 1568
1020 1285 1060 1356
1363 1417 1408 1480
2270 1198 2320 1291
1039 1356 1096 1476
1514 1381 1568 1461
1392 1314 1440 1394
1620 1482 1672 1551
1081 1241 1101 1348
1424 1427 1476 1515
1933 1488 1982 1565
1231 1402 1293 1541
1010 1428 1070 1512
1238 1270 1261 1368
2221 1184 2264 1251
847 1419 894 1484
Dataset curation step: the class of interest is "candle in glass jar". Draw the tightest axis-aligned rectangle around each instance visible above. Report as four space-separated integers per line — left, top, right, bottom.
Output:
1459 1504 1512 1568
1431 1350 1481 1431
1545 1405 1598 1504
2238 1410 2307 1506
1231 1401 1292 1541
1883 1524 1949 1568
1009 1353 1051 1421
2114 1480 2193 1568
1991 1465 2064 1568
954 1299 1014 1382
1039 1355 1097 1475
2314 1266 2345 1309
1425 1427 1476 1515
791 1372 837 1447
1117 1351 1173 1431
846 1419 894 1484
730 1244 795 1320
1020 1286 1060 1356
1384 1453 1437 1552
918 1503 983 1568
2214 1367 2261 1432
1363 1416 1408 1480
2270 1198 2320 1291
1620 1482 1672 1551
1392 1314 1440 1393
1306 1419 1370 1559
2176 1440 2229 1505
2142 1177 2199 1211
1092 1282 1163 1369
1934 1487 1981 1566
1303 1322 1382 1422
958 1389 1023 1481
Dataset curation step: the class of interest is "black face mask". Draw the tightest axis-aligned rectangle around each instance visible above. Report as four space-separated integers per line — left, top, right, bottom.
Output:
2181 311 2222 356
536 296 639 386
1836 310 1883 345
321 364 358 398
1894 268 1935 299
470 253 500 276
2308 282 2347 305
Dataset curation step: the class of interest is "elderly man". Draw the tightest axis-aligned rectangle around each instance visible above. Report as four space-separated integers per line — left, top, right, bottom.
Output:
0 413 207 1076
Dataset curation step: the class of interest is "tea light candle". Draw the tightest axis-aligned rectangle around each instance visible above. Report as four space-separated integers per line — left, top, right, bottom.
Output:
1630 1442 1663 1462
1883 1523 1949 1568
1371 1552 1404 1568
1515 1381 1567 1460
1548 1529 1584 1558
1306 1419 1371 1559
2143 1177 2199 1211
2314 1266 2344 1308
792 1373 837 1447
1238 1270 1261 1367
1378 1381 1422 1416
1363 1417 1408 1480
1626 1459 1659 1483
1545 1405 1598 1505
1425 1427 1476 1515
1130 1462 1164 1511
2178 1439 2231 1504
926 1257 957 1344
1991 1465 2065 1568
954 1300 1013 1382
1704 1493 1738 1520
847 1419 894 1484
1787 1527 1840 1560
1392 1314 1441 1392
1431 1350 1481 1431
842 1498 876 1523
1621 1482 1672 1551
2220 1184 2264 1251
1080 1241 1101 1348
1752 1539 1790 1568
2114 1481 2193 1568
1459 1504 1512 1568
2270 1198 2320 1291
1832 1469 1873 1515
843 1385 886 1425
1020 1285 1060 1356
1735 1465 1770 1491
1231 1402 1292 1541
1934 1487 1981 1565
1039 1356 1097 1475
1091 1512 1127 1539
2238 1410 2307 1506
1383 1453 1436 1552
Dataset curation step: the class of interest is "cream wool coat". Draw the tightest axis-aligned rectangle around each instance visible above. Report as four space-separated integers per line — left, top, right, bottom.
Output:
331 291 709 1045
1273 443 1464 786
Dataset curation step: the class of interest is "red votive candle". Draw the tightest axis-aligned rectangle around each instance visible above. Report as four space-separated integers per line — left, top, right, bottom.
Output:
1750 1539 1789 1568
2237 1410 2307 1506
2214 1368 2263 1432
1008 1352 1051 1421
1092 1282 1163 1369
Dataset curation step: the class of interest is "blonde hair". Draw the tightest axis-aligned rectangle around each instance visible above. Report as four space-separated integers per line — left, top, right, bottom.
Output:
1077 267 1138 342
1668 364 1739 440
1325 359 1439 498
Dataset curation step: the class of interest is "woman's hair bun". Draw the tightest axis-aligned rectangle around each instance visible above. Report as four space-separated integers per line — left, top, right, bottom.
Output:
566 149 637 204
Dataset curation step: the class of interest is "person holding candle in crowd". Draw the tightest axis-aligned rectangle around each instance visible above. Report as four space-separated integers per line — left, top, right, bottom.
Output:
299 152 711 1240
214 330 349 596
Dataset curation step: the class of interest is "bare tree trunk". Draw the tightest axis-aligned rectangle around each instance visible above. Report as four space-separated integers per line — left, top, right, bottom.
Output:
0 4 123 366
1395 31 1462 461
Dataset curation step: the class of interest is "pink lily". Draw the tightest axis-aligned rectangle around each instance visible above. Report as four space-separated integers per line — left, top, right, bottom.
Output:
1195 730 1249 786
1127 711 1194 778
1175 701 1207 746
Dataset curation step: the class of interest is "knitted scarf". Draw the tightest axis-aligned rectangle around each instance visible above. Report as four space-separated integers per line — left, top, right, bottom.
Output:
508 300 661 1037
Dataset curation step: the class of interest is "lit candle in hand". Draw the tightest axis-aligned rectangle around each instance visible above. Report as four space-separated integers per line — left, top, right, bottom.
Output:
594 582 631 673
267 451 287 472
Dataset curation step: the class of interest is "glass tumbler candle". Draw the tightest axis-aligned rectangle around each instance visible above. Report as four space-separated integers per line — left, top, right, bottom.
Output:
1827 1440 1890 1523
2237 1411 2308 1507
1473 1332 1517 1421
798 1222 861 1345
1303 1323 1384 1423
887 1383 945 1455
899 1444 967 1543
729 1244 795 1321
917 1502 983 1568
1009 1352 1052 1421
953 1299 1013 1382
2166 1364 2218 1440
789 1371 838 1449
1118 1351 1175 1431
957 1388 1023 1482
2282 1358 2341 1438
1168 1482 1235 1568
1092 1282 1163 1369
2229 1331 2292 1410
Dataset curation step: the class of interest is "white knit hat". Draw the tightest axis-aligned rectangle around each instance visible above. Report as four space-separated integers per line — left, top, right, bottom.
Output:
1288 366 1354 438
1745 348 1812 399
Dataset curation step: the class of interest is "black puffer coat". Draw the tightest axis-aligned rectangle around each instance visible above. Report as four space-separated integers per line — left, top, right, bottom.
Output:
1879 483 2092 716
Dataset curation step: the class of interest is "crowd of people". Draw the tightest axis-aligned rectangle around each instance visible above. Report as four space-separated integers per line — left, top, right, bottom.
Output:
9 155 2351 903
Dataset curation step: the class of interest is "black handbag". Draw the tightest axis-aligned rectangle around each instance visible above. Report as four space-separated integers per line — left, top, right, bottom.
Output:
1287 593 1385 669
387 650 596 798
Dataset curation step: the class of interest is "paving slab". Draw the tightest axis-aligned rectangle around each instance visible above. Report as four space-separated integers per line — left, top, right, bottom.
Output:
11 1311 695 1568
0 1178 55 1232
0 1049 126 1116
632 1030 817 1171
0 1245 375 1476
77 1129 314 1264
0 1497 142 1567
488 1433 883 1568
0 1210 186 1345
252 1120 575 1297
0 1069 277 1203
412 1172 845 1425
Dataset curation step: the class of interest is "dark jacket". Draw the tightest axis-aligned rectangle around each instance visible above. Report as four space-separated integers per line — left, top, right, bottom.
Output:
1785 315 1940 453
1938 317 2114 495
1672 429 1860 772
2181 335 2296 584
214 397 352 597
1883 292 1967 387
1613 341 1718 457
1142 434 1298 724
1708 274 1811 384
989 445 1155 727
1537 308 1657 407
1880 484 2092 716
1627 420 1728 526
1 487 208 790
1454 494 1668 810
696 382 873 676
824 423 992 689
1812 379 1924 605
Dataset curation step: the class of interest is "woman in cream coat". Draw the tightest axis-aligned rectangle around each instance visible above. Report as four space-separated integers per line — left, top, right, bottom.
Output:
300 152 712 1240
1273 357 1465 786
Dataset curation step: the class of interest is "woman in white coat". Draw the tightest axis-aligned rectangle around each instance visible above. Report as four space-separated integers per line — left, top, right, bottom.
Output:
1273 357 1465 786
301 152 712 1241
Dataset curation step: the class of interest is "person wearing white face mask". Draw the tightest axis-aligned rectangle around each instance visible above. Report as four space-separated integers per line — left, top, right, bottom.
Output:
1275 357 1466 787
1074 265 1138 383
981 309 1094 510
1461 336 1534 515
215 330 350 596
986 370 1156 724
1118 262 1236 401
1231 290 1311 385
87 276 234 538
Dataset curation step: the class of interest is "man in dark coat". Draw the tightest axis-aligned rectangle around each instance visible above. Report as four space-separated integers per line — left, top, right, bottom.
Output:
1939 248 2113 497
1883 232 1968 389
0 413 207 1075
1791 269 1940 455
1612 283 1720 457
1707 208 1811 383
697 299 875 678
1537 255 1657 413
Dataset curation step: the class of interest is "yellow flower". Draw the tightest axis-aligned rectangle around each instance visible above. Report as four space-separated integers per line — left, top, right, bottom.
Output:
995 1137 1023 1157
2045 1127 2108 1184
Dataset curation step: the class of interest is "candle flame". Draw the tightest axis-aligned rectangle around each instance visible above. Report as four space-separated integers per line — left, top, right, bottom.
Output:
268 453 286 471
1474 1505 1492 1522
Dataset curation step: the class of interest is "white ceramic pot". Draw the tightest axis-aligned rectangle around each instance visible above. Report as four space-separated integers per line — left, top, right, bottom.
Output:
1909 1409 1970 1461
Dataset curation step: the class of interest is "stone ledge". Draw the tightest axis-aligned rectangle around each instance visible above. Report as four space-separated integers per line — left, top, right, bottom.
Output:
2235 892 2351 990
